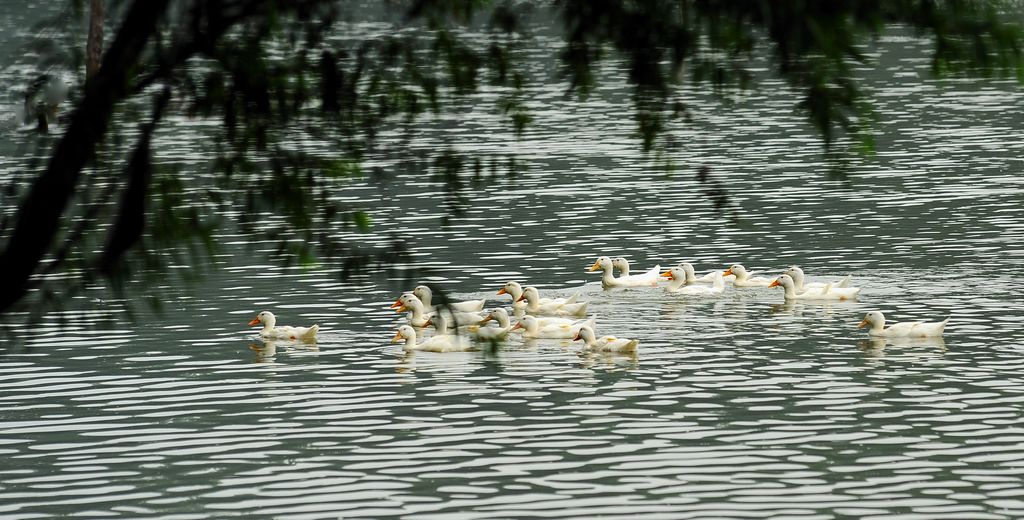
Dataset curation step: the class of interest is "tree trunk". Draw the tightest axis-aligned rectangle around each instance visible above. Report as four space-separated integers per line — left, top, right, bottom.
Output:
87 0 104 78
0 0 170 313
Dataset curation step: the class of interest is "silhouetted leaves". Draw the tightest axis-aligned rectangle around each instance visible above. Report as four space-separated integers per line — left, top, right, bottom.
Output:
3 0 1024 319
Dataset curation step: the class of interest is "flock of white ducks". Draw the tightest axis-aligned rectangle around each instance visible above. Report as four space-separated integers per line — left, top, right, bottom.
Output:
248 259 949 348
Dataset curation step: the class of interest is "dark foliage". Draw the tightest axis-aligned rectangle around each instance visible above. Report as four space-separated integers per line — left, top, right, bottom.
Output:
1 0 1022 318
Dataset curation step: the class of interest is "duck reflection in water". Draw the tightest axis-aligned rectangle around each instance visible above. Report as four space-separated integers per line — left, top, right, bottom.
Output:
250 340 277 363
394 348 479 374
857 337 947 364
768 300 841 318
578 349 639 370
249 339 319 363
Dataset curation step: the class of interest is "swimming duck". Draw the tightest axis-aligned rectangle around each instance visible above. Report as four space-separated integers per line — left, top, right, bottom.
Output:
412 285 486 313
589 256 659 288
476 308 513 340
248 311 319 341
510 315 596 339
768 275 859 301
785 266 851 292
662 268 725 295
573 325 638 354
497 281 579 311
858 311 948 338
392 324 474 352
519 286 588 316
722 264 773 287
677 262 736 284
391 294 485 327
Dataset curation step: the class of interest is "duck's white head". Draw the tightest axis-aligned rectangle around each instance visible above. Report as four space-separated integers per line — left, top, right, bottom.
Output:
768 274 794 289
391 293 423 313
520 286 541 303
612 257 630 273
678 262 696 278
412 285 432 304
661 266 686 281
248 311 276 328
858 311 885 329
785 266 805 283
392 325 417 343
484 307 511 327
425 313 450 334
573 325 597 344
390 293 412 311
510 315 538 332
589 256 614 272
497 281 523 298
724 264 748 278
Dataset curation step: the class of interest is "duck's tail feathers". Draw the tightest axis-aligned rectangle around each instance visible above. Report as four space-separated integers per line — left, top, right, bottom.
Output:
302 325 320 341
565 292 581 305
643 265 661 281
625 339 639 354
565 302 588 316
836 275 851 288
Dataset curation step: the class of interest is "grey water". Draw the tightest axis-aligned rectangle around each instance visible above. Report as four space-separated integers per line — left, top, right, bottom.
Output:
2 9 1024 520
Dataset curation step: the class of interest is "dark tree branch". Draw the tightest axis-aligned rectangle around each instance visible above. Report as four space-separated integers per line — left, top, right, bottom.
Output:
0 0 172 313
100 85 172 275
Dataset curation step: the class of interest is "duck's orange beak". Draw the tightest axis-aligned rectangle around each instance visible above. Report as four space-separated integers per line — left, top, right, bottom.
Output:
390 299 403 309
248 318 260 326
497 287 507 295
723 268 734 276
424 319 434 327
768 279 780 288
395 304 409 312
510 322 523 331
573 332 581 341
391 331 403 343
857 319 868 329
660 271 673 279
588 260 601 271
481 315 494 324
516 294 526 302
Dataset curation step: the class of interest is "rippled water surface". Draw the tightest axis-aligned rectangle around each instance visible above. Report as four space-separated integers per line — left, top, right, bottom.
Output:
3 9 1024 519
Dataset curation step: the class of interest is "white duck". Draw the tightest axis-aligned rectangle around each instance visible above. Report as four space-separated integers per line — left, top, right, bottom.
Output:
392 324 474 352
677 262 736 284
858 311 949 338
497 281 580 312
589 256 659 288
248 311 319 341
785 266 852 292
476 308 513 340
573 325 638 354
769 275 860 301
510 315 596 339
722 264 773 287
614 257 671 283
662 267 725 295
412 285 485 313
519 286 588 316
392 294 484 327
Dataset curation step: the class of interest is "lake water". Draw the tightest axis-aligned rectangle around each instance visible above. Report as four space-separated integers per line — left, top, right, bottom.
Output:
2 9 1024 520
